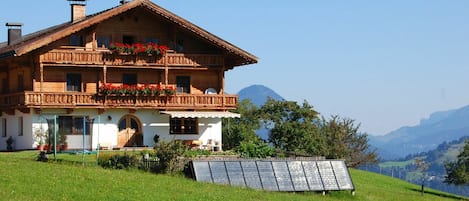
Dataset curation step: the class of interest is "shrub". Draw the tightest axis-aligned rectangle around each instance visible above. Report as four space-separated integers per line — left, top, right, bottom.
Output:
98 153 139 169
153 140 189 174
184 149 210 158
235 140 275 158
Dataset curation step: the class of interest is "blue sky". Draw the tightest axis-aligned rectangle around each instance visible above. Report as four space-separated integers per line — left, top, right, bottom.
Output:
2 0 469 135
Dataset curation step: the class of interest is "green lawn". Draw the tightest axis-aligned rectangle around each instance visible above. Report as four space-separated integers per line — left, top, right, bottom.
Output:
0 151 467 201
379 160 414 168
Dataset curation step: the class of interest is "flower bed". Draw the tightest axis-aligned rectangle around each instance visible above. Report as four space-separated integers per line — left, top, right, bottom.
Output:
109 42 169 56
98 83 176 96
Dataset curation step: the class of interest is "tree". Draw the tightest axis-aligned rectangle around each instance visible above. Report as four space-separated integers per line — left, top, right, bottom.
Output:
222 99 262 150
319 116 377 168
260 98 376 167
415 157 429 195
445 140 469 185
259 98 324 156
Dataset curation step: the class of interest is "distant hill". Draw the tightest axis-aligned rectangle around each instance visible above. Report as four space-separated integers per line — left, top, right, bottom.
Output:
367 136 469 197
370 105 469 160
238 84 284 140
238 84 284 107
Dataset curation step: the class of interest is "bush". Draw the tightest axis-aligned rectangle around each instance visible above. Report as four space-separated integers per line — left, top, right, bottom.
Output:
153 140 189 174
235 140 275 158
98 153 139 169
184 149 210 158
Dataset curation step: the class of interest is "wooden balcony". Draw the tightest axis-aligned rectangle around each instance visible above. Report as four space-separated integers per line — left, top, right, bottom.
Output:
0 92 238 111
39 49 225 67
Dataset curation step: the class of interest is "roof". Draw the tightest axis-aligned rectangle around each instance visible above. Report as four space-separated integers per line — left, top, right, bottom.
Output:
0 0 258 67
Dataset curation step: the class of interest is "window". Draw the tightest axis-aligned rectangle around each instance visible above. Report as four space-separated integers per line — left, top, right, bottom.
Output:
66 73 82 92
71 34 84 46
176 39 184 52
97 36 111 48
123 74 137 85
170 118 198 134
145 38 159 44
1 118 6 137
2 78 8 93
58 116 91 135
122 35 134 45
18 117 23 136
17 74 24 91
176 76 190 94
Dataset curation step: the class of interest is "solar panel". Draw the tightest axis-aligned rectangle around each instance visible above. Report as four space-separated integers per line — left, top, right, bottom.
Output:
190 159 355 193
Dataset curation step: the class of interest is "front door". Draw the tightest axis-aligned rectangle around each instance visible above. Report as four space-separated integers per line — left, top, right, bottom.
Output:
117 115 143 147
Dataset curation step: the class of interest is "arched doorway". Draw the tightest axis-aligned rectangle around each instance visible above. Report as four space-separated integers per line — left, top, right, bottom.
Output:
117 115 143 147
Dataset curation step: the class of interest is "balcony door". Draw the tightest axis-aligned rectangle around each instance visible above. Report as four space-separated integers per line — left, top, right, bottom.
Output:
117 115 143 147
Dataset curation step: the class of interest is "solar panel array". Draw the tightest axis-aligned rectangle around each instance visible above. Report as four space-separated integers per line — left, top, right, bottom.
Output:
190 159 354 192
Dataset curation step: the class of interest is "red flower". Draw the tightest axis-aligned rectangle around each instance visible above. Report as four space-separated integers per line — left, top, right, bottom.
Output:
109 42 169 56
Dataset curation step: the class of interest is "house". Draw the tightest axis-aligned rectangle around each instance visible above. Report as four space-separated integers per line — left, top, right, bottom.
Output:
0 0 257 151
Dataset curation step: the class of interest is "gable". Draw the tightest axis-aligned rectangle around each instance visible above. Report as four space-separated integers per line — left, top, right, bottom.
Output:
0 0 257 68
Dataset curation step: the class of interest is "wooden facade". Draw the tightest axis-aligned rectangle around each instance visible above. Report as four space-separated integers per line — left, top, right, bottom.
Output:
0 0 257 114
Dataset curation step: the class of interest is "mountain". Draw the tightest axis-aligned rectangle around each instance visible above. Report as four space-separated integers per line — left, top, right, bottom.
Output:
370 105 469 160
238 84 284 140
365 136 469 197
238 84 284 107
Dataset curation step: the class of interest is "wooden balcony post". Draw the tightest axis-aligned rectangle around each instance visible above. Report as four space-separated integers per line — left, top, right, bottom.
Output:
39 63 44 105
164 52 168 85
103 65 107 84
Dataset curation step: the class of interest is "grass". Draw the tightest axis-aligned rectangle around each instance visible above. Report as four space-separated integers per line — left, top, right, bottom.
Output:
379 160 414 168
0 151 467 201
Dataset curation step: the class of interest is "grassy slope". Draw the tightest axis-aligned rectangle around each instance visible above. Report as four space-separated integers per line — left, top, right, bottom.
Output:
0 151 467 201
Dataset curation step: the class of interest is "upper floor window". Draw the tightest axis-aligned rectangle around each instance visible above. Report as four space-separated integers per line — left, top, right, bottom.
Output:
176 76 190 94
123 74 137 85
97 36 111 48
66 73 82 92
146 38 159 44
176 39 184 52
122 35 135 45
2 78 8 93
170 117 198 134
17 74 24 92
71 34 84 46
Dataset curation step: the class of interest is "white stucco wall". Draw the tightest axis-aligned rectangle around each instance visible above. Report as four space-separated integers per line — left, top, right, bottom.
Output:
0 111 33 150
2 108 224 151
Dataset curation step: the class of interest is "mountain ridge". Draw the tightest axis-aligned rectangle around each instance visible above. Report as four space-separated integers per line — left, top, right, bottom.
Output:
370 105 469 159
237 84 469 161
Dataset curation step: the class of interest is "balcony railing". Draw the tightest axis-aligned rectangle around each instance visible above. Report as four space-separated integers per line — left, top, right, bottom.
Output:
0 92 238 110
39 49 224 67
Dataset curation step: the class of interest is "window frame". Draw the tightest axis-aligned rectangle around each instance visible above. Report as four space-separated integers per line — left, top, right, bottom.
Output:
17 74 24 92
176 76 190 94
97 35 111 48
70 34 85 47
122 35 135 45
58 116 91 135
122 74 137 85
66 73 82 92
170 117 198 135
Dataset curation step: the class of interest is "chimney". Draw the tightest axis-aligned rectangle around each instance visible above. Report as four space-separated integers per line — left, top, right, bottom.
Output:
120 0 131 5
68 0 87 22
5 22 23 46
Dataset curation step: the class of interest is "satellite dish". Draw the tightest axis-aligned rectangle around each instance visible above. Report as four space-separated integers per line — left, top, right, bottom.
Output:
205 88 217 94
